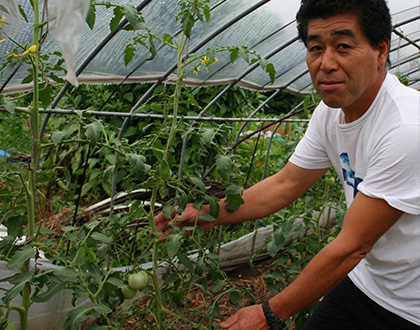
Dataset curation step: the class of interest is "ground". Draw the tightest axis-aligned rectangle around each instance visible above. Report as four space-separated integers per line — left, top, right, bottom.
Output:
121 257 281 330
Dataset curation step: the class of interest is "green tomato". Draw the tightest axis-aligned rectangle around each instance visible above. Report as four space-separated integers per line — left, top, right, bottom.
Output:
128 270 149 290
324 176 335 186
121 285 137 299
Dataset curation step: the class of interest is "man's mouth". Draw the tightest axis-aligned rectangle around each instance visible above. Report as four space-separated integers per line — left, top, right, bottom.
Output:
319 81 343 91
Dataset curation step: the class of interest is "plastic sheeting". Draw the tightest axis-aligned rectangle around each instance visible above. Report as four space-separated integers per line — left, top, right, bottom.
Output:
0 0 420 95
48 0 90 87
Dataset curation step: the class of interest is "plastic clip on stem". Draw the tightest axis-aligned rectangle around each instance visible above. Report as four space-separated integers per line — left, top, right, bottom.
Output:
262 301 286 330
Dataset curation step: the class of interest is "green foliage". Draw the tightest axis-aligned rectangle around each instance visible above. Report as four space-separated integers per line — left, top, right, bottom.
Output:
262 169 346 327
264 91 304 116
0 1 346 330
0 112 31 156
396 72 410 86
176 0 211 38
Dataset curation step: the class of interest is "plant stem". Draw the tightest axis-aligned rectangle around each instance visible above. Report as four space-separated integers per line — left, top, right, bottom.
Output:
19 260 31 330
148 34 190 330
164 34 186 160
28 0 41 239
148 188 165 328
17 2 42 330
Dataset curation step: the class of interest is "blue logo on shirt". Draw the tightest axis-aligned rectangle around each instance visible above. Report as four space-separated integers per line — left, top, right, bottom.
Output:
340 152 363 198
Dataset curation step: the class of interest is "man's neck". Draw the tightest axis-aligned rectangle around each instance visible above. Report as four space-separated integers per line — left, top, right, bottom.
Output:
342 70 387 123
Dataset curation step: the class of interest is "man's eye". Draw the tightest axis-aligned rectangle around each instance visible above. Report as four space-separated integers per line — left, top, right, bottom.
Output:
338 44 351 49
309 45 322 52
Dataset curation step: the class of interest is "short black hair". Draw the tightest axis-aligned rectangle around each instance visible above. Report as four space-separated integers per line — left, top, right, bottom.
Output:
296 0 392 48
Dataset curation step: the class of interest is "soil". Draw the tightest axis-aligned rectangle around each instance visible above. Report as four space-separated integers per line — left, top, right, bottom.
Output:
121 257 281 329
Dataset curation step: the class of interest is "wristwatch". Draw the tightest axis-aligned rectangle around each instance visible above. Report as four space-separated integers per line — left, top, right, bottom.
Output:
262 301 286 330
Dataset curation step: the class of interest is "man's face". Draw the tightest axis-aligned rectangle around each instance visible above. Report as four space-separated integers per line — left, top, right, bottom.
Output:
306 14 389 122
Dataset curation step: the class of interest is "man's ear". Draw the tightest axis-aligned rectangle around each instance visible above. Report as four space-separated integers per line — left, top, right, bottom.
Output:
377 39 390 68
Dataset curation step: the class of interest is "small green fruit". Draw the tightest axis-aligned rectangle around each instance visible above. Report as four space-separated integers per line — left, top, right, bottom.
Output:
325 177 335 186
128 270 149 290
121 285 137 299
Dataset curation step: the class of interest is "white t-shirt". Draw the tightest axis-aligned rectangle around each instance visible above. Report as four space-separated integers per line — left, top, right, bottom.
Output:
289 73 420 325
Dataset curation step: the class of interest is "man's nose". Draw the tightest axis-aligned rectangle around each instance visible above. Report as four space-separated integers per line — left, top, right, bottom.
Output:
320 48 339 73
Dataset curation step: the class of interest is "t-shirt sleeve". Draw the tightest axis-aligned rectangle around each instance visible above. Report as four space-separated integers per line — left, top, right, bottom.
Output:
289 105 333 170
358 124 420 215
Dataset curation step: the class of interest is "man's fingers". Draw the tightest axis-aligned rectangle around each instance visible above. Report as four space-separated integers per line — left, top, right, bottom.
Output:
155 219 170 232
219 313 238 329
153 207 178 232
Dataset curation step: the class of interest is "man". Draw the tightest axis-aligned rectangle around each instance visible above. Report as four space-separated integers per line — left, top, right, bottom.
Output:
155 0 420 329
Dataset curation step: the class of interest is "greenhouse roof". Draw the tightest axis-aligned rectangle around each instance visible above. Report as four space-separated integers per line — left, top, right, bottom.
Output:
1 0 420 96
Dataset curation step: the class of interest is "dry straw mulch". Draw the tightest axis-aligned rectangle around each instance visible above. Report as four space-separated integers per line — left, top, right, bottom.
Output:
122 258 278 329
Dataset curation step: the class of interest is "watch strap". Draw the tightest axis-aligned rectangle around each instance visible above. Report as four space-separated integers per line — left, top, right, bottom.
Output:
262 301 286 330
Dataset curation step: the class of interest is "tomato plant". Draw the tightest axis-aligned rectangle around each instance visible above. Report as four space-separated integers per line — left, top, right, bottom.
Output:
0 0 345 329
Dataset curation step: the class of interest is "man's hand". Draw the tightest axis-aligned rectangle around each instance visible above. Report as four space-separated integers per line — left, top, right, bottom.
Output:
219 304 268 330
154 203 214 238
154 162 327 238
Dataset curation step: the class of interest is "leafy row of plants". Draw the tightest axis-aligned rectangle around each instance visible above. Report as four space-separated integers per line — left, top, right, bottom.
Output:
0 1 344 329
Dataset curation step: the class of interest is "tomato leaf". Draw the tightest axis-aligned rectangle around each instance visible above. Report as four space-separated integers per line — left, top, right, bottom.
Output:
265 62 277 84
201 128 215 145
127 153 150 180
182 13 194 38
223 184 245 212
84 120 102 146
3 100 16 114
123 43 135 66
229 290 242 305
55 267 79 282
216 155 231 179
204 195 220 219
4 281 26 303
158 160 171 181
7 245 34 269
122 4 147 30
91 232 112 244
85 2 96 30
229 47 239 63
210 279 225 293
107 277 125 288
110 6 123 31
189 176 206 192
93 303 113 315
62 307 86 330
32 281 65 303
52 130 67 145
177 253 194 271
167 233 182 259
162 203 174 220
238 46 249 63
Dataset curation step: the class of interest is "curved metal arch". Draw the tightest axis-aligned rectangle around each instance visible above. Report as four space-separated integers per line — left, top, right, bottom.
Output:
174 19 298 96
117 0 272 139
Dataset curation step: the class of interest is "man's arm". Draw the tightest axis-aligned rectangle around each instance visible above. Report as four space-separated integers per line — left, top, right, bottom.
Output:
219 192 403 330
155 162 328 233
